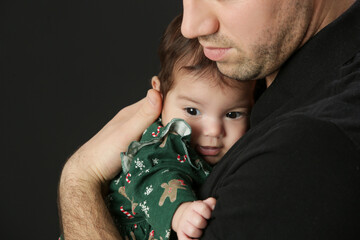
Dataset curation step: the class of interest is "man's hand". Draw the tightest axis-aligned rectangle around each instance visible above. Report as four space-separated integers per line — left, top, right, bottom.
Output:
172 198 216 240
58 89 162 240
65 89 163 183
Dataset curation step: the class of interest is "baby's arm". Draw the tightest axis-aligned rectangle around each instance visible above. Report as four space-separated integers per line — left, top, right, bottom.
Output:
172 197 216 240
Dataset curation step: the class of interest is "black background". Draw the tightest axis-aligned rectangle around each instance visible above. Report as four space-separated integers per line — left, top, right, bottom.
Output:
1 1 182 239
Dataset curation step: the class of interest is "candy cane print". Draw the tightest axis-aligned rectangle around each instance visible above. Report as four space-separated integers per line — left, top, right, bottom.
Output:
149 230 155 237
126 173 131 183
177 154 187 163
120 206 134 219
177 179 186 186
151 126 162 137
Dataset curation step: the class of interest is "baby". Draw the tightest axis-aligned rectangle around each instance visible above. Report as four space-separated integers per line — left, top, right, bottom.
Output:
106 14 255 240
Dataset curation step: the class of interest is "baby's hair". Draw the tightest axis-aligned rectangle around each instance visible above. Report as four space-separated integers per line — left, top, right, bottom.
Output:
157 14 227 98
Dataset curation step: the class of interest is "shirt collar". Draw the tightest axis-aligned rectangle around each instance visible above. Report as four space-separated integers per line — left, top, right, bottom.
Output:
251 0 360 127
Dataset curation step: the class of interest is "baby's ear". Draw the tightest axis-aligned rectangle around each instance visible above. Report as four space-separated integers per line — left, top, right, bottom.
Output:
151 76 161 91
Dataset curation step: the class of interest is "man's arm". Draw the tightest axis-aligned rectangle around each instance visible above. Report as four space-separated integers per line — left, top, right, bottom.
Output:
58 89 162 239
59 161 122 239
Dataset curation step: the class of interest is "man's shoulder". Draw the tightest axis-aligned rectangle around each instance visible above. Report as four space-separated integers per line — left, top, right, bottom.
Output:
262 114 359 153
201 114 360 195
201 116 360 240
244 114 360 164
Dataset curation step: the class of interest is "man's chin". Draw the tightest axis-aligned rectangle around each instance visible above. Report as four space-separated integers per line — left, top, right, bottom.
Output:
217 61 262 81
216 62 244 81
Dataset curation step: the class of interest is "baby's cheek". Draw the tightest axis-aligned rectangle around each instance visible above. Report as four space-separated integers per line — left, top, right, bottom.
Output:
188 123 202 141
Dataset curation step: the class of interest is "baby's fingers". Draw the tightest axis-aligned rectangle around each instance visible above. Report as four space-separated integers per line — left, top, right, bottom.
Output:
188 207 208 229
182 221 203 239
177 231 198 240
192 198 215 221
202 197 216 214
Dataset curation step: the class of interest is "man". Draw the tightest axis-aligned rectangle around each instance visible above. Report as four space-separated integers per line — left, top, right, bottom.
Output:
58 0 360 239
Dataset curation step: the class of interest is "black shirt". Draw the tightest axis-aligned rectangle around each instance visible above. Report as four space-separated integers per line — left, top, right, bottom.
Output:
200 1 360 239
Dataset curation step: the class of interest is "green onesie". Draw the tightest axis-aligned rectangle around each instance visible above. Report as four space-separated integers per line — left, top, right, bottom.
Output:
106 118 211 240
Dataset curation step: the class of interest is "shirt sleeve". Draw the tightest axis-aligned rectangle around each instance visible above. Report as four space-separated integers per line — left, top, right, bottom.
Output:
123 120 210 239
124 147 204 238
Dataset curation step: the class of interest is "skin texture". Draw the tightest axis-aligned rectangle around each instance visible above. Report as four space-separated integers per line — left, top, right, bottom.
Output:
58 0 356 239
59 90 162 240
181 0 313 83
153 73 254 165
152 70 253 239
181 0 355 85
171 198 216 240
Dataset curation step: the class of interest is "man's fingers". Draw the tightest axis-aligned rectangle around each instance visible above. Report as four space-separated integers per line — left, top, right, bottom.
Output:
127 89 162 136
80 89 162 181
113 89 162 122
111 89 162 152
135 89 162 121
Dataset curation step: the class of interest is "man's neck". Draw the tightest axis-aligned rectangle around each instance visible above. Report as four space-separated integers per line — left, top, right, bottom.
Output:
265 71 278 87
300 0 356 47
265 0 356 87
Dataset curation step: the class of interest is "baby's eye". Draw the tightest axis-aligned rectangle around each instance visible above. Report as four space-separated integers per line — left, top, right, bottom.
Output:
226 112 245 119
185 107 201 116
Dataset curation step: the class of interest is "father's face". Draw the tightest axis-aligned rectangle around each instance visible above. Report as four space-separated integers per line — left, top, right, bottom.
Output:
181 0 313 81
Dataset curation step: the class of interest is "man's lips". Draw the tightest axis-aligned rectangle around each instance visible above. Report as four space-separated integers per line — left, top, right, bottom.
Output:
196 146 222 156
203 47 230 61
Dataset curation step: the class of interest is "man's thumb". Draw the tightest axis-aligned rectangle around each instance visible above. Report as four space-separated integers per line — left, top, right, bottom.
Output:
127 89 162 138
137 89 162 120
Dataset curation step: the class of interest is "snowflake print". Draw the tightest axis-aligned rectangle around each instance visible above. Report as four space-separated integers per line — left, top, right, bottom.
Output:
142 128 147 135
137 171 144 177
114 177 121 185
152 158 159 165
134 158 145 171
144 185 153 196
145 169 150 173
165 229 171 238
161 169 169 174
139 201 150 218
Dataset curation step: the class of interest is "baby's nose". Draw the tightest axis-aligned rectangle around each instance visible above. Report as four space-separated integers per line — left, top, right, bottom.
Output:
203 119 224 138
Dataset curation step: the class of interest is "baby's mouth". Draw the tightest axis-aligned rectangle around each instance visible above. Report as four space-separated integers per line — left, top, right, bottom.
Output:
196 146 221 156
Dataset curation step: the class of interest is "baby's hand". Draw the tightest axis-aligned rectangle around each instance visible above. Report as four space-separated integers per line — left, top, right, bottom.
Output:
172 197 216 240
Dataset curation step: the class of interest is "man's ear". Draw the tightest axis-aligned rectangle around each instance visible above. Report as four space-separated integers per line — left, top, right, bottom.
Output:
151 76 161 91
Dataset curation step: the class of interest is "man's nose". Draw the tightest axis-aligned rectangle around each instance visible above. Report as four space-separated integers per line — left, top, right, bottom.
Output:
181 0 219 39
203 119 224 138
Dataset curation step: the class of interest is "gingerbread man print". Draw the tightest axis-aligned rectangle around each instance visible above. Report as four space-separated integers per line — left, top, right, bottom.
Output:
118 186 139 215
158 179 187 206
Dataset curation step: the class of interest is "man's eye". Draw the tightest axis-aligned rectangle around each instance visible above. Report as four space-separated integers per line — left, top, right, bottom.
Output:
226 112 245 119
185 108 200 116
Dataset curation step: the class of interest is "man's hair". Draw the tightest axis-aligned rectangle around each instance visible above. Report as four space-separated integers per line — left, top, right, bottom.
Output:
157 14 225 97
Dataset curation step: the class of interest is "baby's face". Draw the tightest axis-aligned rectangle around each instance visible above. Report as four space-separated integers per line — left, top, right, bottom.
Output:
160 70 254 165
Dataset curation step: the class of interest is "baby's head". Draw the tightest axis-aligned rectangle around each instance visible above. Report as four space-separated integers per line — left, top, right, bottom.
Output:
153 15 255 165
